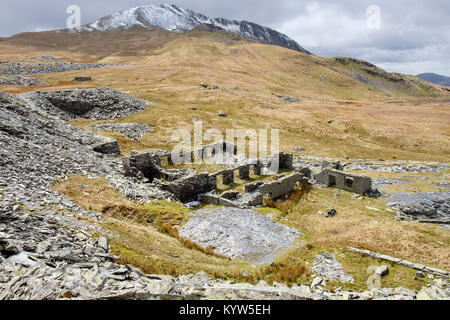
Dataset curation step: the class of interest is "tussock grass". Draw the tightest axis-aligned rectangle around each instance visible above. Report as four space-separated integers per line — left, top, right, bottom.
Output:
51 175 132 211
258 186 450 272
160 223 230 260
264 184 313 214
264 263 309 284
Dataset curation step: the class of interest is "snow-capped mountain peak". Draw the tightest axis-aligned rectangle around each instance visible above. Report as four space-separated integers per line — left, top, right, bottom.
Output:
83 4 310 54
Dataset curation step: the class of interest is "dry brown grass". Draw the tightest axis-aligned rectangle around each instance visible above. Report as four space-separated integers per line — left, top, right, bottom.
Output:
258 186 450 271
54 174 445 290
105 218 255 279
102 205 150 223
269 263 309 283
264 184 313 214
1 30 449 161
160 223 230 260
51 175 132 211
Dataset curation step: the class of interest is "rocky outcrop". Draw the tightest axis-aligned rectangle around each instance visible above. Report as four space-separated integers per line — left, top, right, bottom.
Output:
272 93 301 103
23 87 149 120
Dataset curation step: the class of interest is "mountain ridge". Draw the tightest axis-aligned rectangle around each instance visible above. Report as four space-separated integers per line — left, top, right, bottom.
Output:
416 73 450 87
81 4 310 54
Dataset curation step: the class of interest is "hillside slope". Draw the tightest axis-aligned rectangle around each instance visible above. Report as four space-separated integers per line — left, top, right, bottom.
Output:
0 28 445 99
0 28 449 161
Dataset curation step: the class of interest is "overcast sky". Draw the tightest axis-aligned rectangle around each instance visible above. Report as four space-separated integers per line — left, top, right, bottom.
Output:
1 0 449 76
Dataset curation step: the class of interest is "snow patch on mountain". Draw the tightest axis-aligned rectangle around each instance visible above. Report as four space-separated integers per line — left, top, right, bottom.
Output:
82 4 309 54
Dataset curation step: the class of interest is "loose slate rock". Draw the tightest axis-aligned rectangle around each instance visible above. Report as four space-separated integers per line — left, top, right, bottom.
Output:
90 123 152 141
325 207 336 217
0 61 118 76
97 237 109 252
376 265 389 276
386 191 450 220
0 75 48 86
23 87 149 120
311 252 354 283
179 207 300 265
272 93 301 103
74 76 92 82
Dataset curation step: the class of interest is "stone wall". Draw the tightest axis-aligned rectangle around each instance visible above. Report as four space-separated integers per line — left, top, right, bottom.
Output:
160 173 217 202
123 144 299 203
202 173 308 208
279 152 294 170
314 169 372 194
259 173 306 199
162 141 237 164
321 161 344 171
123 151 187 182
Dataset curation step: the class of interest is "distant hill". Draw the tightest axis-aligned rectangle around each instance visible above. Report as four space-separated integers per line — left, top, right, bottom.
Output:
416 73 450 86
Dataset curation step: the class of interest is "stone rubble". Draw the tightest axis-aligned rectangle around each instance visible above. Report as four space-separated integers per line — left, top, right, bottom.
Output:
22 87 149 120
0 75 48 86
371 178 407 191
179 207 300 265
311 252 354 283
293 155 450 174
272 93 301 103
0 89 167 216
0 61 120 76
344 162 449 174
90 122 152 141
3 201 446 300
386 191 450 220
35 56 61 61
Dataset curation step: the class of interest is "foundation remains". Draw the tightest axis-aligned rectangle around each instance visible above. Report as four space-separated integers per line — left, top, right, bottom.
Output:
122 142 303 204
123 144 375 205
